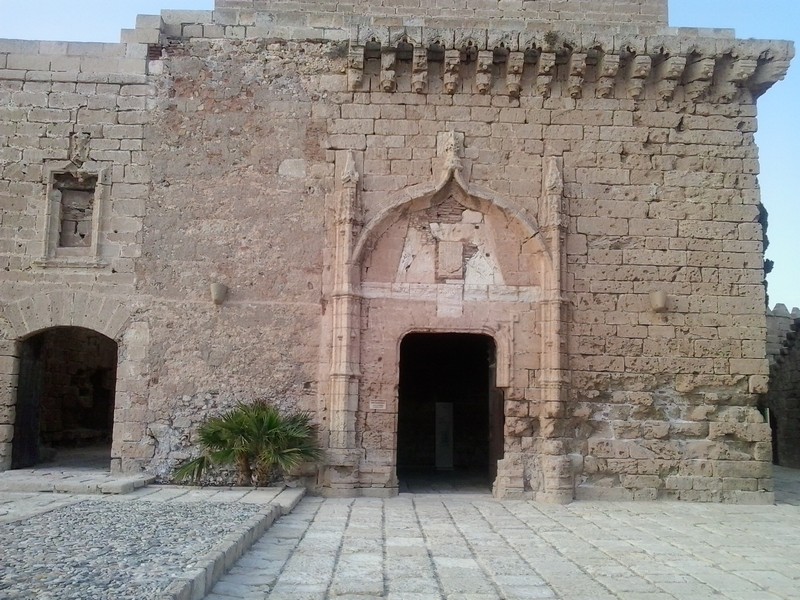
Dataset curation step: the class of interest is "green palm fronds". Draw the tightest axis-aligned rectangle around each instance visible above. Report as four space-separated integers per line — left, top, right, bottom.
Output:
173 401 322 486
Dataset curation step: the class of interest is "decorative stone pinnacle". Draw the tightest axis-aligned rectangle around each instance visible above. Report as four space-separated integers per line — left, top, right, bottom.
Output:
341 151 359 185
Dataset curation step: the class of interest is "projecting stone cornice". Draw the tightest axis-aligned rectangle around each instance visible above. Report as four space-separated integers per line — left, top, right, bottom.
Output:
345 30 794 102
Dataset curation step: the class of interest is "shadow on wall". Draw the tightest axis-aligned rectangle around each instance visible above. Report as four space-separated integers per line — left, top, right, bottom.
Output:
765 304 800 468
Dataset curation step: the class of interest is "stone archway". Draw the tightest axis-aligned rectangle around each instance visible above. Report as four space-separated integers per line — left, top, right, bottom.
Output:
12 327 118 469
355 182 552 495
0 292 142 473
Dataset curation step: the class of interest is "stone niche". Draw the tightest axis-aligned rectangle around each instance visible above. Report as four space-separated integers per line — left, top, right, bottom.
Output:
55 173 97 249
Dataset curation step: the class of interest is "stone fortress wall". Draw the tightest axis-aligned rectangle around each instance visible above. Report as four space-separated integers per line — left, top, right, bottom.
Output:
214 0 669 29
766 304 800 365
0 0 795 502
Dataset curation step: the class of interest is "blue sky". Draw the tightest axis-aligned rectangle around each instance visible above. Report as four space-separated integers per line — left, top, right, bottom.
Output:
0 1 797 310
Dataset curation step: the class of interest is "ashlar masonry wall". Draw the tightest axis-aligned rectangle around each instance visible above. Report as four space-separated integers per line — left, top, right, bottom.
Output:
0 0 794 502
0 37 152 471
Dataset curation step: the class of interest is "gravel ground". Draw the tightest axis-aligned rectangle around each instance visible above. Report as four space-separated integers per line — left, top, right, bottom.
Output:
0 498 263 599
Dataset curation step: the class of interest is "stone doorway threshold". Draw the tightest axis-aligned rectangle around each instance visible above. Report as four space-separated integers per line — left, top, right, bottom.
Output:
0 446 153 494
775 465 800 505
398 467 492 494
396 465 800 503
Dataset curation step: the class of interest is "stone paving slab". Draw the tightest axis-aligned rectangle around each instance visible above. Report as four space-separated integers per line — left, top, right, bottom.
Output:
1 467 799 599
0 465 154 494
207 486 800 600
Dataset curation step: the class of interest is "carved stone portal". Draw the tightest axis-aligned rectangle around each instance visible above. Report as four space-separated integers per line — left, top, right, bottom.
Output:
323 146 571 502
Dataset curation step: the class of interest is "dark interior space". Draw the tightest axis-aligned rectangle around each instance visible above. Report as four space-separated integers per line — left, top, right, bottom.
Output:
12 327 117 469
397 332 498 492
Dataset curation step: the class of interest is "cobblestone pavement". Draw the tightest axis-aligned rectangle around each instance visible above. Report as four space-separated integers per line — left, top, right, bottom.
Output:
208 479 800 600
0 486 301 599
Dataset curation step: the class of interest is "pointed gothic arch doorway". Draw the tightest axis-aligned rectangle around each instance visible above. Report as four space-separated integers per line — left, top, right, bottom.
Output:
396 332 503 492
12 326 118 469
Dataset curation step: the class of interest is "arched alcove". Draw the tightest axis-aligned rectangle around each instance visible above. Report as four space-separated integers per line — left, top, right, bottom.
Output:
12 327 118 469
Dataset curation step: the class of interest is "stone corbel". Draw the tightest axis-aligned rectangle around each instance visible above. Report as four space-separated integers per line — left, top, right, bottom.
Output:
380 49 397 92
476 50 494 94
683 55 716 101
444 49 461 94
626 54 652 99
412 46 428 93
718 56 759 102
654 55 686 100
536 52 556 98
731 57 760 84
567 52 587 99
595 52 620 99
505 52 525 97
748 56 793 98
347 46 365 91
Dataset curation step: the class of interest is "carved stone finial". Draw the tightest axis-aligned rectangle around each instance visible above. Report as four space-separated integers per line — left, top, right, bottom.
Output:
545 156 563 196
341 150 359 185
436 130 466 188
70 131 91 166
543 156 564 229
442 130 463 173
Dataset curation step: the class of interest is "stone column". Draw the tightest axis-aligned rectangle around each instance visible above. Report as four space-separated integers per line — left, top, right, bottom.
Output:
536 156 573 503
324 151 364 494
0 338 20 471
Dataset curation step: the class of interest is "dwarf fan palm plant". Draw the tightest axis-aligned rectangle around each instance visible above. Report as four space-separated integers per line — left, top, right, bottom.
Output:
175 401 322 486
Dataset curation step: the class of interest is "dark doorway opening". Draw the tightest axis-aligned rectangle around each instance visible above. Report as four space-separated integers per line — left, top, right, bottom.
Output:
12 327 117 470
397 332 502 492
